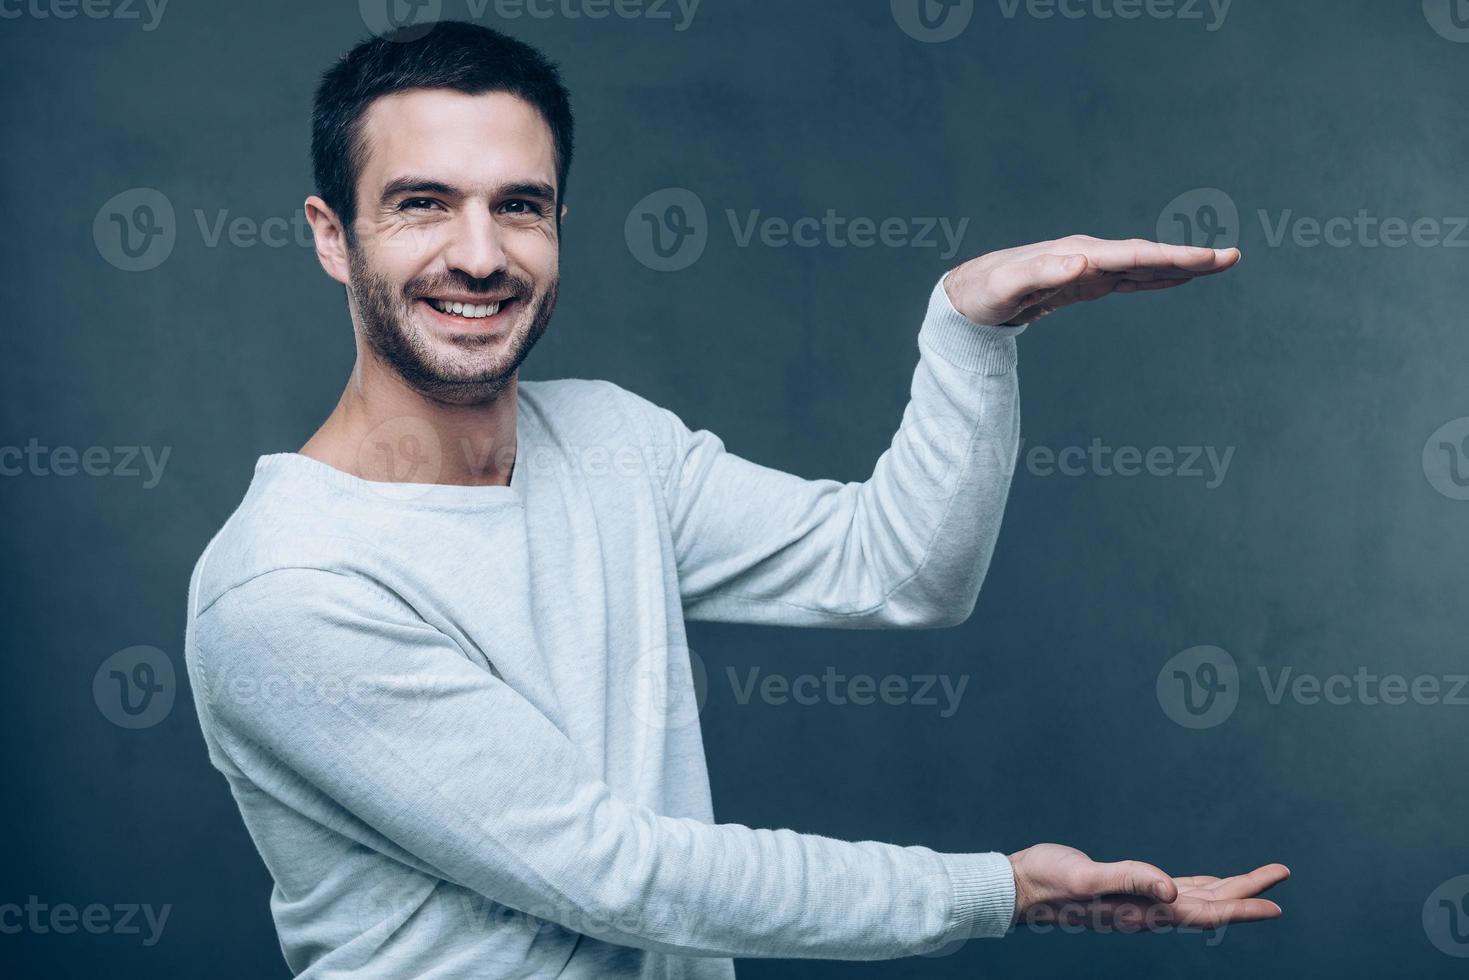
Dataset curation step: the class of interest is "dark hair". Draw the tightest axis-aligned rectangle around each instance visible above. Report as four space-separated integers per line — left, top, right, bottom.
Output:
311 21 574 235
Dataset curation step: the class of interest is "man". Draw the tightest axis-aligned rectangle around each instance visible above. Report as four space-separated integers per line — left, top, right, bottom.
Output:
183 20 1287 979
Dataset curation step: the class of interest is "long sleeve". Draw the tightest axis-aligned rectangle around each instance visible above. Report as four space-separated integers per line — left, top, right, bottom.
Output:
623 274 1023 629
189 566 1015 961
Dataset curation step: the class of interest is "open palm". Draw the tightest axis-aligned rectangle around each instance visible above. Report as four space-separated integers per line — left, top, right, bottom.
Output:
1011 843 1289 933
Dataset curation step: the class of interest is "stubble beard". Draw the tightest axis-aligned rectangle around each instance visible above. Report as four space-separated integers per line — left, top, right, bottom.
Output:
346 242 557 406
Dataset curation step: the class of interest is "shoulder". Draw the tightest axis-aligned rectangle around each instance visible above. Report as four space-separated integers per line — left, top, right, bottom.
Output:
521 377 678 442
185 463 392 627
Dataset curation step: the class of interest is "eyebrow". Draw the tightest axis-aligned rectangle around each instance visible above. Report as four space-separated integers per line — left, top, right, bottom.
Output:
378 177 557 207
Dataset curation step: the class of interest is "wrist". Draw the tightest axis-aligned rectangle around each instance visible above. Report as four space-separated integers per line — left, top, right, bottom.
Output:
1007 852 1025 925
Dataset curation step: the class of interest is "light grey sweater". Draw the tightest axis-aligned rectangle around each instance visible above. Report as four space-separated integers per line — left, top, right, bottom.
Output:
183 274 1025 978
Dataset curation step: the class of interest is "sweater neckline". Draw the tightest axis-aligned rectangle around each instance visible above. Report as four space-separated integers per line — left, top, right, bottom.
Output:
255 406 532 509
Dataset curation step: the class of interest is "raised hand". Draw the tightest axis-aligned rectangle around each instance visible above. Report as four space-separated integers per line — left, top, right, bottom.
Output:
1008 843 1289 933
944 236 1242 327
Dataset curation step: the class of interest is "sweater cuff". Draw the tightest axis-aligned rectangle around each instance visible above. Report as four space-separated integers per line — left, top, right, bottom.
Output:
936 851 1017 942
917 272 1025 377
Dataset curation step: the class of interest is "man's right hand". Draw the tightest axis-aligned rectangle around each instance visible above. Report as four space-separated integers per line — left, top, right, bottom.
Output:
1007 843 1289 932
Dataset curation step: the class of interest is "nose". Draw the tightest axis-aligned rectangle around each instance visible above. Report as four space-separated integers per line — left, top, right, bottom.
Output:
442 206 508 281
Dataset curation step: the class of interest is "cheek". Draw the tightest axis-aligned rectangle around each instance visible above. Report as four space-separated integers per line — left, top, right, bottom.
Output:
370 228 443 287
507 231 559 281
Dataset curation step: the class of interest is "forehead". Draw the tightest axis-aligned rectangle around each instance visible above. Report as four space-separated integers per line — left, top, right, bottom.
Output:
356 88 557 191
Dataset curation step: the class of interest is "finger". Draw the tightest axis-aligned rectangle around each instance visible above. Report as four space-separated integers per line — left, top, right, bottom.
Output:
1172 875 1222 888
1112 278 1195 294
1204 864 1291 900
1072 239 1238 274
987 252 1089 308
1176 897 1284 928
1114 260 1238 282
1084 859 1177 903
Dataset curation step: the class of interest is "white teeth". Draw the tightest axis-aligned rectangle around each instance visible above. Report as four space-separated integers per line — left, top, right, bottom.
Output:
430 299 503 319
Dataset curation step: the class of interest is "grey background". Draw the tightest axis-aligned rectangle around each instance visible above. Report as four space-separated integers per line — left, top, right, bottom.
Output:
3 0 1467 976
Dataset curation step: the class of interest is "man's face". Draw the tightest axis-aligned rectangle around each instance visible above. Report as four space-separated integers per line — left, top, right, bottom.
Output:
343 89 562 404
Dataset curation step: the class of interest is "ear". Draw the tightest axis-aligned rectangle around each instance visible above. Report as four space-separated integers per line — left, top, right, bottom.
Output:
305 195 351 286
559 203 568 224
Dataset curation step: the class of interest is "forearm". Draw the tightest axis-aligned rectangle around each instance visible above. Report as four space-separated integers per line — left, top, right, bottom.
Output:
651 274 1022 629
194 568 1016 960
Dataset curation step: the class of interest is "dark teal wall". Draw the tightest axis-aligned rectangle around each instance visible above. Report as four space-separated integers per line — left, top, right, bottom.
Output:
3 1 1466 976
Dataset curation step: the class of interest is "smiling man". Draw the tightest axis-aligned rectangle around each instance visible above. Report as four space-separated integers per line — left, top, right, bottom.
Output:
183 20 1287 979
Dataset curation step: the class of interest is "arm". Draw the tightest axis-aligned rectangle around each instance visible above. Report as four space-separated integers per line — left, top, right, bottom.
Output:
628 237 1243 630
191 566 1016 961
624 273 1024 629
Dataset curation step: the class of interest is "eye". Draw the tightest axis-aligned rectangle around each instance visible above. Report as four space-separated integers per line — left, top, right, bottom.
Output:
500 199 549 218
400 197 442 212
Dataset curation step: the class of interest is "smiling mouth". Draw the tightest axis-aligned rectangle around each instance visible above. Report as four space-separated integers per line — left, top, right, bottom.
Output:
423 297 516 321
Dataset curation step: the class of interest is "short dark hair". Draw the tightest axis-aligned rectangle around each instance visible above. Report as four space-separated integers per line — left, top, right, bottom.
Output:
311 21 575 234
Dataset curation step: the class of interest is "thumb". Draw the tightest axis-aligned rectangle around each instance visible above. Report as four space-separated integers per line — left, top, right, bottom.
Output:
1087 860 1177 903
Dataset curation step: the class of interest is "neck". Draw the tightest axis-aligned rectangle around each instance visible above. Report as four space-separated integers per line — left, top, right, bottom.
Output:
299 354 519 488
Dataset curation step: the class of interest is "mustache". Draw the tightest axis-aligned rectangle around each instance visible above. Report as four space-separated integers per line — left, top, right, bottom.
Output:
406 270 533 301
